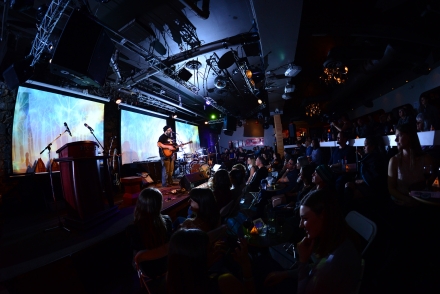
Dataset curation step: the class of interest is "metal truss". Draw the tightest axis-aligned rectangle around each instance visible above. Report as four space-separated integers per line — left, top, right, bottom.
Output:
28 0 72 66
179 22 201 48
207 118 224 125
137 94 177 112
204 96 232 116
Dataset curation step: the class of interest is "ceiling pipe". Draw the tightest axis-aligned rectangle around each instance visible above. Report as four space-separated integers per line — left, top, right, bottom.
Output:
179 0 210 19
119 87 206 118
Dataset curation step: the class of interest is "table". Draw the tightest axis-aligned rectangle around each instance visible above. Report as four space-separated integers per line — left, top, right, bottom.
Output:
410 191 440 206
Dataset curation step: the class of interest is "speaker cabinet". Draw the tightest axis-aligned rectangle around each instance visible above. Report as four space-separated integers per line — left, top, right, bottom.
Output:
179 172 208 190
223 116 237 131
2 57 33 90
50 10 114 87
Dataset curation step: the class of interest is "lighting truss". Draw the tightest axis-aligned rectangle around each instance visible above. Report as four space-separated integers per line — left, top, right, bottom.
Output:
179 22 201 48
28 0 72 66
230 51 258 95
137 94 177 112
207 53 241 94
207 118 224 125
204 96 232 116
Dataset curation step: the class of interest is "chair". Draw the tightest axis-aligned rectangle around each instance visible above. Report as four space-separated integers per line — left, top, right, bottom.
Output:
346 211 377 294
134 243 169 294
345 210 377 256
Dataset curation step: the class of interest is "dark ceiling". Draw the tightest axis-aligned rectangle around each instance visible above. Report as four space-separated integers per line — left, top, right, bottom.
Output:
2 0 440 126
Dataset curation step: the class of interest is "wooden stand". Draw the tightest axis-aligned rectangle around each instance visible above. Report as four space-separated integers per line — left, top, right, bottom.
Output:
55 141 118 229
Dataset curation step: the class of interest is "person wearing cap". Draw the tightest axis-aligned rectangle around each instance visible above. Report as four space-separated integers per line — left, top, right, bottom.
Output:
157 126 175 187
312 164 334 191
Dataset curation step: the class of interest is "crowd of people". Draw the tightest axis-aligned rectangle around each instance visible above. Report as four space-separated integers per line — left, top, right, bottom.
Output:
127 98 440 293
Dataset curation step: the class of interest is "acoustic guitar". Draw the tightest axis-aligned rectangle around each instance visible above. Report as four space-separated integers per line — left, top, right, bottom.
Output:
161 141 193 158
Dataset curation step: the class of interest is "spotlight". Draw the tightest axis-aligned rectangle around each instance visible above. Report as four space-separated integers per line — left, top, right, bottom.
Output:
257 99 263 104
214 76 227 89
206 100 211 105
205 121 208 124
211 114 216 119
115 98 122 104
172 114 177 118
246 69 252 79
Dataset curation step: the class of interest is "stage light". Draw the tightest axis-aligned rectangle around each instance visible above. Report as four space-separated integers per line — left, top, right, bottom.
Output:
214 76 227 89
172 114 177 118
205 121 208 124
206 100 211 105
257 99 263 104
115 98 122 104
246 69 252 79
211 114 216 119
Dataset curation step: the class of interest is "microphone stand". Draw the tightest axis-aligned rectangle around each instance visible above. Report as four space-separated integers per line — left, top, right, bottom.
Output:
41 130 70 233
87 128 106 155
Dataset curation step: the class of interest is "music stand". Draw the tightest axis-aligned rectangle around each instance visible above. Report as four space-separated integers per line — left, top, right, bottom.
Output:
40 131 70 233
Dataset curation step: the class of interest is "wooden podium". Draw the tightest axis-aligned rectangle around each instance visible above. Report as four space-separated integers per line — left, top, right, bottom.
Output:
55 141 118 229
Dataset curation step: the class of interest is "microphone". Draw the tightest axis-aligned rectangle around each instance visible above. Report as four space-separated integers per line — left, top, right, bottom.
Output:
64 122 72 137
172 131 178 134
84 123 94 132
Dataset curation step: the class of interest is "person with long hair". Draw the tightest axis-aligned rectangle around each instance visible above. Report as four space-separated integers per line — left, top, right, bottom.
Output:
245 157 257 185
264 190 362 294
166 229 255 294
181 188 220 232
212 169 233 210
126 188 172 252
388 123 434 207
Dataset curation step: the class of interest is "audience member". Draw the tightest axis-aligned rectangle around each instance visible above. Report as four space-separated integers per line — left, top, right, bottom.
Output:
328 132 356 194
310 138 322 166
418 95 440 130
270 152 283 172
396 106 415 129
245 157 257 185
246 156 268 192
126 188 172 270
388 123 434 207
166 229 255 294
312 164 334 191
212 169 233 211
264 189 362 294
180 188 220 232
305 137 313 157
416 113 430 132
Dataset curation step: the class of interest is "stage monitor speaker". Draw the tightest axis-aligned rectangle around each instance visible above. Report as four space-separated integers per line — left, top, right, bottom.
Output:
223 115 237 131
223 130 234 136
179 172 208 190
50 10 114 87
2 57 33 90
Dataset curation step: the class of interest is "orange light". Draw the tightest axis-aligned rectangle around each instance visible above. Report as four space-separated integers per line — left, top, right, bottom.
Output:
246 70 252 79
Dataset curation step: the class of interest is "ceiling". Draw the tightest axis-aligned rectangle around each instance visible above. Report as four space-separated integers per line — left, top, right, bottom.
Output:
2 0 440 126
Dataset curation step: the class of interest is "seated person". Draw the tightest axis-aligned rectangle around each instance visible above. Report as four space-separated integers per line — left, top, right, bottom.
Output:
180 188 220 232
310 138 323 166
328 131 356 194
245 156 268 193
264 189 362 294
245 157 257 185
126 188 172 271
283 165 316 210
166 229 255 294
344 135 388 214
212 169 233 211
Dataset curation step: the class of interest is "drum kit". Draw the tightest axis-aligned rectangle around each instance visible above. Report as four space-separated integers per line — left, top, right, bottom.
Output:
179 148 211 177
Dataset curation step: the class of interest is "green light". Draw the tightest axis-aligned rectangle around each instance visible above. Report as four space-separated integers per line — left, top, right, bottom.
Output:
211 114 216 119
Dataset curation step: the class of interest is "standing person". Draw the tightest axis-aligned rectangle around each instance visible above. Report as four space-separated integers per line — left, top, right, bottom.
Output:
157 126 175 187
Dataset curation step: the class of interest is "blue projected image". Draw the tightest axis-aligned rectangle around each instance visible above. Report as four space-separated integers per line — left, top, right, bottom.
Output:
120 110 166 165
12 86 104 174
175 121 200 158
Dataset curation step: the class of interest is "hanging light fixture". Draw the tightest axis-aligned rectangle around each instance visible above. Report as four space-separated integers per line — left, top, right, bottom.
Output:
319 66 348 85
305 103 321 117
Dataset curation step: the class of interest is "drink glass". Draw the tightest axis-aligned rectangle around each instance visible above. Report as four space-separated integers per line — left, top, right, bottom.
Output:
258 225 267 237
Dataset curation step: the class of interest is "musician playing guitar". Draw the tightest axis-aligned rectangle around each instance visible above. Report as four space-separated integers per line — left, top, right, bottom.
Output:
157 126 176 187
